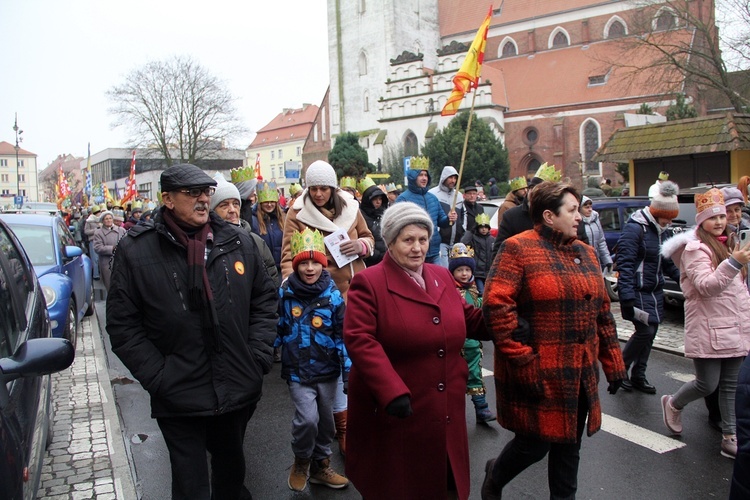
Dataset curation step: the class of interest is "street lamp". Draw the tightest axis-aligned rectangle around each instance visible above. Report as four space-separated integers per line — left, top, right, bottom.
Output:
12 113 23 207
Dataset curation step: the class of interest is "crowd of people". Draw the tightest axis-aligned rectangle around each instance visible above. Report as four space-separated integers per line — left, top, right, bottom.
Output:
78 159 750 499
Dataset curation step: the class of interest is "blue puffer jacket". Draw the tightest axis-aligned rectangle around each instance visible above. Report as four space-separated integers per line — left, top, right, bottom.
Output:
249 207 284 268
275 271 350 384
615 208 680 324
395 169 449 259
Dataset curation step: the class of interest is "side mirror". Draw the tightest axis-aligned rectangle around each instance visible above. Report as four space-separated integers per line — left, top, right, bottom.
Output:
0 338 75 383
64 245 83 259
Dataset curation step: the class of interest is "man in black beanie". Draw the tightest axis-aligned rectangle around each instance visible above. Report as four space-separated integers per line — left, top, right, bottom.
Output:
106 163 278 499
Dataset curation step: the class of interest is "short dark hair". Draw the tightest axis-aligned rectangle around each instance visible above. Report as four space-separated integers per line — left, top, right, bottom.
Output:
529 182 581 225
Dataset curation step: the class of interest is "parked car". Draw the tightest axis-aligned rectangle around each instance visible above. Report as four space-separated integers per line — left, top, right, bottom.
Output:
0 218 75 499
0 213 94 347
591 194 695 303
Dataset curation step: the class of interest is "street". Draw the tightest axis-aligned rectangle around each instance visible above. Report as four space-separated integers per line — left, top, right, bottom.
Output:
38 290 736 500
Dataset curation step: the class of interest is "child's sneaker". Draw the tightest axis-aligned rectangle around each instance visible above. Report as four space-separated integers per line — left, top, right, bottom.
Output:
721 435 737 459
309 458 349 489
471 394 496 423
661 395 682 435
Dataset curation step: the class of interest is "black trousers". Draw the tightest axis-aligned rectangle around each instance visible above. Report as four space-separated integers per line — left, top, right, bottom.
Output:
622 321 658 380
157 404 256 500
492 391 588 500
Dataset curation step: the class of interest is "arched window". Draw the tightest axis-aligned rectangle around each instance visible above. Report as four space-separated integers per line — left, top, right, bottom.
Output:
359 0 365 14
359 51 368 76
526 158 541 178
582 120 600 172
404 132 418 158
550 28 570 48
655 9 677 31
499 37 517 58
606 19 626 39
363 91 369 112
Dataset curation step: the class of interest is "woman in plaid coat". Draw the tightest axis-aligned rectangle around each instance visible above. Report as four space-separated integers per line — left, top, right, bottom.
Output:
481 182 627 500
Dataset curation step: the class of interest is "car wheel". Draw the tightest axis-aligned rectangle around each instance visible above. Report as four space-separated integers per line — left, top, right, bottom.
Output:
84 285 95 317
65 302 79 351
605 277 619 302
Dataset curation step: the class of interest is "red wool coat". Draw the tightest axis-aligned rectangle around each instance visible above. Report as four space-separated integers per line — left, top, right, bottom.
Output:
344 252 488 500
483 225 626 443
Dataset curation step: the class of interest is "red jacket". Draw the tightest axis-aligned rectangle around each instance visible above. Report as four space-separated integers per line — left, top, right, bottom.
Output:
344 252 488 500
483 225 626 443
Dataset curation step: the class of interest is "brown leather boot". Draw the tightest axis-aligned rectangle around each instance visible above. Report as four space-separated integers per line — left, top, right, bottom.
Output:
333 410 347 456
288 456 310 492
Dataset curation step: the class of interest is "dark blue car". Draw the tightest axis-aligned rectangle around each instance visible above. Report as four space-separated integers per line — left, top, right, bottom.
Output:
0 213 94 347
0 218 75 499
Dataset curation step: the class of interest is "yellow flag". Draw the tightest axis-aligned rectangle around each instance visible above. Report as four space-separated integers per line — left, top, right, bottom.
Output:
441 6 492 116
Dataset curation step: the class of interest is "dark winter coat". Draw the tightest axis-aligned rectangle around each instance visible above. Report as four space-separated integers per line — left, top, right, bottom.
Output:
106 209 279 418
344 252 489 500
463 200 484 234
250 206 284 268
615 208 680 324
492 198 533 258
730 354 750 499
275 271 349 384
359 185 388 266
396 169 450 260
483 225 627 442
461 230 494 280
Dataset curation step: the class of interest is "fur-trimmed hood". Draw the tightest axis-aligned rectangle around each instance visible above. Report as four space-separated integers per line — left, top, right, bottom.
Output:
660 228 697 264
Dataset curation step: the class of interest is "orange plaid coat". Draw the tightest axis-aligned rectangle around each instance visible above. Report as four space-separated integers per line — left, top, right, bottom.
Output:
483 225 626 443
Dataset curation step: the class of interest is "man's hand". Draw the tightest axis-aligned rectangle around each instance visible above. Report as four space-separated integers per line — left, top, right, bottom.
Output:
448 210 458 223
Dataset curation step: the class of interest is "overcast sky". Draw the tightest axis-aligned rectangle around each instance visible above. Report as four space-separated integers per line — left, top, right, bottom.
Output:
0 0 329 168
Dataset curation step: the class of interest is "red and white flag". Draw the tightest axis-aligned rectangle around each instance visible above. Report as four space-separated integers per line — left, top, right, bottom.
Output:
121 150 138 203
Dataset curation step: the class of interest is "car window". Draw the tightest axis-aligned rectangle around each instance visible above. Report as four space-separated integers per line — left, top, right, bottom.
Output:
58 220 76 248
598 208 619 231
0 227 31 357
6 224 55 266
624 206 641 224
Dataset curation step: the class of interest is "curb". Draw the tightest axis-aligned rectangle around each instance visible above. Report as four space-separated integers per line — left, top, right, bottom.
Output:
90 309 139 500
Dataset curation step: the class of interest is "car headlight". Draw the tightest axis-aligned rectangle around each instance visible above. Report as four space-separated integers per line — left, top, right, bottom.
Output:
42 285 58 307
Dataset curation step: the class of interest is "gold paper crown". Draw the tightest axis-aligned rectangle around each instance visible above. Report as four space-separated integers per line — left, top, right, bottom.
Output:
410 156 430 171
695 188 724 213
288 183 303 196
475 213 491 226
534 163 562 183
658 171 670 181
449 242 475 260
290 228 326 259
357 177 376 194
509 176 528 192
339 176 357 190
131 200 143 210
385 182 399 193
231 165 255 184
257 180 279 203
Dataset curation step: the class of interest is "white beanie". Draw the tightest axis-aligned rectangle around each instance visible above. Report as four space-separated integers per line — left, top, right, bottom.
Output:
305 160 338 188
211 173 242 211
380 202 434 246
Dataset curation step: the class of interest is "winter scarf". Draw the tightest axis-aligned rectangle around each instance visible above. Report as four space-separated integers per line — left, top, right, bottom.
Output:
287 269 332 300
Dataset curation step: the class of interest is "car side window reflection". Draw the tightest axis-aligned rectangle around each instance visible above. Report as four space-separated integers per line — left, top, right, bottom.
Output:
0 226 30 357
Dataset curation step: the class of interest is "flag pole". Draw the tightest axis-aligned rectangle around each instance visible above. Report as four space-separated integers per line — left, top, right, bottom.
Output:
450 87 479 222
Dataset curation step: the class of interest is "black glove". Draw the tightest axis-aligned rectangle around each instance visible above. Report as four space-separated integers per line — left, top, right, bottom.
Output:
511 317 531 344
621 300 635 321
608 379 624 395
343 380 349 395
385 395 413 418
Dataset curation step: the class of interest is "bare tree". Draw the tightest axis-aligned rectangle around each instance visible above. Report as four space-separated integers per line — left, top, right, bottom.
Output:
107 56 246 165
599 0 750 113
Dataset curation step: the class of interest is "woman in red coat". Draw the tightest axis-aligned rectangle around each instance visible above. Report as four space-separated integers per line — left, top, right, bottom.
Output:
481 182 627 500
344 202 488 500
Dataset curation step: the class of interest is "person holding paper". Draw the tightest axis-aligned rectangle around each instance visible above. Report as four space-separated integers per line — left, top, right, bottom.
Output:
615 181 681 394
659 188 750 459
281 160 374 456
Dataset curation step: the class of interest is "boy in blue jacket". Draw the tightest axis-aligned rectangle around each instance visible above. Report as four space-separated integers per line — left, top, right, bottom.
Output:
277 228 350 492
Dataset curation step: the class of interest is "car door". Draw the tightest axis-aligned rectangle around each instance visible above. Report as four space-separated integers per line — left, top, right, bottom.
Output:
0 221 49 499
56 219 84 318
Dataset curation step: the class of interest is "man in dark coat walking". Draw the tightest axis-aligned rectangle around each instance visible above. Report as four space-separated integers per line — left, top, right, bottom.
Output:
106 164 278 500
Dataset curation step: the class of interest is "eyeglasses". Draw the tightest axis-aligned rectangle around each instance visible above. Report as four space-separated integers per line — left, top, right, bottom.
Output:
176 186 216 197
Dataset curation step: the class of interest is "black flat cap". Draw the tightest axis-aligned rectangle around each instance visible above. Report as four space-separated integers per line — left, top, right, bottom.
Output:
462 184 478 192
161 164 217 193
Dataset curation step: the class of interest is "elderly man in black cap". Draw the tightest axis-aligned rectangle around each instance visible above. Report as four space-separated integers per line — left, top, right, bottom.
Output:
106 164 278 500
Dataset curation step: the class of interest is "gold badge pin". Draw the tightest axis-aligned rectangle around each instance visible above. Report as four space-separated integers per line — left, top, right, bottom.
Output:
311 316 323 328
234 261 245 275
292 306 303 318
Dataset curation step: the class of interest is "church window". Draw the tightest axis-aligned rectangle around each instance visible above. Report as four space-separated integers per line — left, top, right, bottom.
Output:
359 51 368 76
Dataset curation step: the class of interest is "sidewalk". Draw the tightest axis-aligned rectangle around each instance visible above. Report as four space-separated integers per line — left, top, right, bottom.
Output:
37 310 137 500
